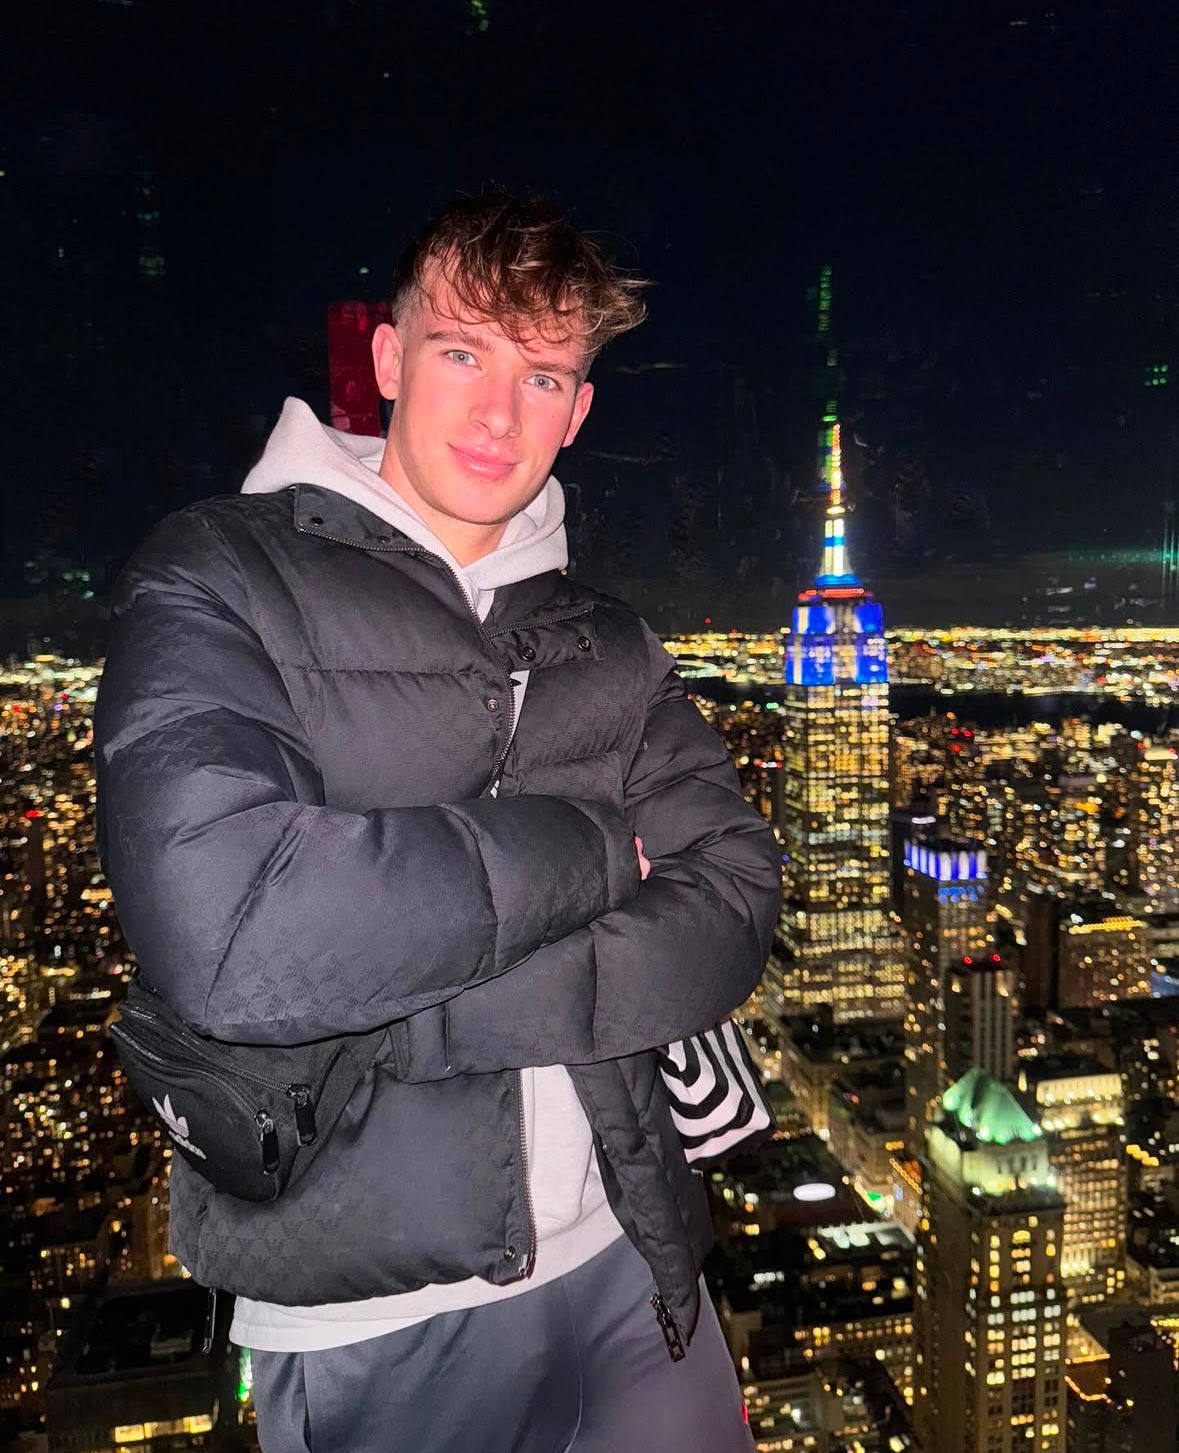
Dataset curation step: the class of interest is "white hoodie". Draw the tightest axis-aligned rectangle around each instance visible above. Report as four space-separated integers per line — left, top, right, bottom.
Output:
229 399 623 1354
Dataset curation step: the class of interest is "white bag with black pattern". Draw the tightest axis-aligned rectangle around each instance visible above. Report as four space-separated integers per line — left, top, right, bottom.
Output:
658 1021 773 1164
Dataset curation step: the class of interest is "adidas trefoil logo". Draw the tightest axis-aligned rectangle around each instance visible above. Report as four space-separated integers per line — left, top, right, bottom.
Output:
152 1093 188 1138
152 1093 207 1160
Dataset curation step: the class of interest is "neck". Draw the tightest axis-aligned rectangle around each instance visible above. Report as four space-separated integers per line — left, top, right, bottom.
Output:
434 517 509 567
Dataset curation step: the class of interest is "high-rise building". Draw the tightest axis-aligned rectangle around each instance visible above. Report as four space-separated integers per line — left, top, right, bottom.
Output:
777 1009 904 1139
945 958 1018 1086
888 808 939 913
45 1280 249 1451
1018 1056 1127 1304
826 1062 907 1206
901 837 1003 1153
1023 888 1153 1010
770 421 903 1023
1134 741 1179 915
914 1068 1067 1453
742 1362 917 1453
715 1217 915 1404
1024 773 1109 896
1066 1315 1179 1451
1059 910 1153 1008
890 716 946 812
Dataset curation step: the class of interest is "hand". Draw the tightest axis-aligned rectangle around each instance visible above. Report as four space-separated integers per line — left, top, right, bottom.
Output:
635 835 651 881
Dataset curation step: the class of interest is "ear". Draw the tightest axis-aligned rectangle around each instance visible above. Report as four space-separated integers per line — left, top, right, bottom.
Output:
562 381 594 448
372 323 404 401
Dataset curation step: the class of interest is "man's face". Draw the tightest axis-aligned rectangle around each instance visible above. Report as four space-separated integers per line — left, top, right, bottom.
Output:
372 264 594 560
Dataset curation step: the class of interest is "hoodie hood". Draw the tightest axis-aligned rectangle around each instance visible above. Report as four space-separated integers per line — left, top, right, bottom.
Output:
242 397 568 620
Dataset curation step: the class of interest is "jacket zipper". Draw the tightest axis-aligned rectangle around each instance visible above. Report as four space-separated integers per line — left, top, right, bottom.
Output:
110 1023 285 1182
288 509 682 1335
513 1073 537 1279
651 1294 686 1361
595 1119 686 1362
293 525 519 794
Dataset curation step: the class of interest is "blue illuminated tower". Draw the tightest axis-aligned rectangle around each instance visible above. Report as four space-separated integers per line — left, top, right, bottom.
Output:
768 419 905 1023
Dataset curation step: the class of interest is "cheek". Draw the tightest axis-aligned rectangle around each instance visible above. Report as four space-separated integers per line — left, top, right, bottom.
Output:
527 404 577 455
403 388 453 445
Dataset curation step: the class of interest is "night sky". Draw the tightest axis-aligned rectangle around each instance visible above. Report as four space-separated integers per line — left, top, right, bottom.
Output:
5 0 1178 636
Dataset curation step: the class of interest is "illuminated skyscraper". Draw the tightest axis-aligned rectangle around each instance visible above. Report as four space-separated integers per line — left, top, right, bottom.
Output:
1058 909 1153 1007
1024 772 1108 896
1135 740 1179 914
901 837 1010 1153
1023 888 1153 1010
769 420 903 1023
1017 1057 1127 1304
914 1069 1066 1453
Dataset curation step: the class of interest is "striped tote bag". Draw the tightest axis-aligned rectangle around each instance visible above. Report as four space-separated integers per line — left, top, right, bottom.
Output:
658 1021 773 1165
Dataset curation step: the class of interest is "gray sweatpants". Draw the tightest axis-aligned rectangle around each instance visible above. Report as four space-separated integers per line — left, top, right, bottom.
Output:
249 1233 754 1452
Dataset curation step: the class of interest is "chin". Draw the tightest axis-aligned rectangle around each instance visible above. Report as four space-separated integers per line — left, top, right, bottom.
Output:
439 481 542 527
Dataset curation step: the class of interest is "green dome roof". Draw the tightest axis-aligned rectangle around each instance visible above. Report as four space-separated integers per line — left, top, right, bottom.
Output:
941 1067 1042 1146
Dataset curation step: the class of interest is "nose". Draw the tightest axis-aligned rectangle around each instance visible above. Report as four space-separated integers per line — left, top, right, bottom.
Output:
469 373 521 440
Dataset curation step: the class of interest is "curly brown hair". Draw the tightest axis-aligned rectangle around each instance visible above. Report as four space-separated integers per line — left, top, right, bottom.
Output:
389 191 648 371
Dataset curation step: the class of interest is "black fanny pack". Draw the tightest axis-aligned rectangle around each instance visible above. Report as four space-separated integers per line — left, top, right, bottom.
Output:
109 979 388 1202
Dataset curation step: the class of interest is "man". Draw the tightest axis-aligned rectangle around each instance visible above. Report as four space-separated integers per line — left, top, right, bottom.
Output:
96 192 780 1451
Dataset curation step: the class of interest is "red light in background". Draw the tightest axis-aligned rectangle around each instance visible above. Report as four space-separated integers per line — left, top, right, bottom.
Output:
327 299 392 436
704 617 712 625
24 810 43 820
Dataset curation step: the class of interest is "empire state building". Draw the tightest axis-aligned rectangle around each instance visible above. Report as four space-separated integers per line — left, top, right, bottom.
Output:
767 420 905 1022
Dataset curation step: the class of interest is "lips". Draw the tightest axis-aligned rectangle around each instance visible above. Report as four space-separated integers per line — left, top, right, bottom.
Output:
449 445 519 481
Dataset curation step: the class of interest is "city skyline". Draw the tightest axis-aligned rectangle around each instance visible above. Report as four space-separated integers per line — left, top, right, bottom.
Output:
5 5 1179 1448
2 431 1179 1446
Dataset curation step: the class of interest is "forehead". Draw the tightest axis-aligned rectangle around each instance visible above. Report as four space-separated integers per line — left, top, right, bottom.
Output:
412 263 587 369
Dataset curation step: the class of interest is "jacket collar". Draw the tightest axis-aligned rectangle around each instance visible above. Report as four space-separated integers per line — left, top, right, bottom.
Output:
290 482 601 653
290 483 411 549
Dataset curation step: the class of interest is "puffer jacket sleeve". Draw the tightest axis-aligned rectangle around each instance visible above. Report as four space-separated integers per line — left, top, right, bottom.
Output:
95 508 641 1044
397 625 781 1074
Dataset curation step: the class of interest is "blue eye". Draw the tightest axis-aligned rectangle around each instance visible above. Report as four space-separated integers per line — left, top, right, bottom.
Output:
445 350 476 366
530 374 560 392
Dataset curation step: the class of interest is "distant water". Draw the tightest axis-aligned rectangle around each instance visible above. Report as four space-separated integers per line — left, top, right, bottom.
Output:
690 677 1178 731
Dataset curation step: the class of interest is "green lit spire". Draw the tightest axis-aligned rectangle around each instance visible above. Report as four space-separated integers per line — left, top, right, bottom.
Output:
941 1068 1041 1145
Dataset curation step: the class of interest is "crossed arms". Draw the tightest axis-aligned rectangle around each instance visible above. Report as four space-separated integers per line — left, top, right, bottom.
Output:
95 510 781 1064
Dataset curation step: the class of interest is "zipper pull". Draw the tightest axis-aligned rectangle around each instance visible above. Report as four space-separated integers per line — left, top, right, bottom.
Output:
201 1287 218 1355
255 1110 280 1175
651 1294 686 1362
287 1085 317 1145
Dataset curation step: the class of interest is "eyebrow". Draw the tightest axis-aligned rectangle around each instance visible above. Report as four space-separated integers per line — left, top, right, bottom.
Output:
426 328 495 354
425 329 582 382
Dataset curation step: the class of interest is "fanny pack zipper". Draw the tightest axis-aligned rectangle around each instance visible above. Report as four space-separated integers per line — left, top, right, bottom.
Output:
115 1003 317 1146
109 1021 285 1177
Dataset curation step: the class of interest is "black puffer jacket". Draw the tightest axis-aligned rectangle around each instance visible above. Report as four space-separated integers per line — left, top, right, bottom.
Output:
95 484 780 1342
